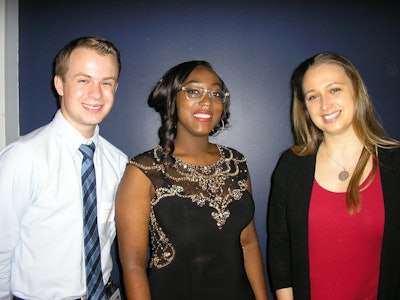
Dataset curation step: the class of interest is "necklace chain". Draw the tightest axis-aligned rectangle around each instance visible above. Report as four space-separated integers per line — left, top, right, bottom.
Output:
322 145 359 182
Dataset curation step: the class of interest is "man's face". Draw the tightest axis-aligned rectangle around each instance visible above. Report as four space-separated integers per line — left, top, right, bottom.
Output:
54 47 119 138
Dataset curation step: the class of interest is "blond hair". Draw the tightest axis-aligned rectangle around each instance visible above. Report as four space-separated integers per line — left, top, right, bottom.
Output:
290 52 399 213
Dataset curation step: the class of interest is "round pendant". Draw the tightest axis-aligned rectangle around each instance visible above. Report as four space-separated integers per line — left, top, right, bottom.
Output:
338 170 349 181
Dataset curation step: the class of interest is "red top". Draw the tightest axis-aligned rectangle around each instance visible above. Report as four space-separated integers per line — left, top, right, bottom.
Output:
308 167 384 300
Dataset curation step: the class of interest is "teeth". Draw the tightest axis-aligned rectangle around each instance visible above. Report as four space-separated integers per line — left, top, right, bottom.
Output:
194 113 211 118
83 104 100 110
324 111 340 120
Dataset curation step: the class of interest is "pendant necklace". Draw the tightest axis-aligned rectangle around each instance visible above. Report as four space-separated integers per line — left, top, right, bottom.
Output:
323 148 350 181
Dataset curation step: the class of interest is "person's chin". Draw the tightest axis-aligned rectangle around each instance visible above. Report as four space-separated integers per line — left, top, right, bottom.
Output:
82 115 106 126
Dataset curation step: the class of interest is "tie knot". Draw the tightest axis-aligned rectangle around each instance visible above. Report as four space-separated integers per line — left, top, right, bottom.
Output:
79 143 96 160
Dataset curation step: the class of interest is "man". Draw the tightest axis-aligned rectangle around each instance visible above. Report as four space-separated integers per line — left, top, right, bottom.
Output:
0 37 128 299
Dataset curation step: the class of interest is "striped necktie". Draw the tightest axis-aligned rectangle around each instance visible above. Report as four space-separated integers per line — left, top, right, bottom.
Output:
79 143 106 300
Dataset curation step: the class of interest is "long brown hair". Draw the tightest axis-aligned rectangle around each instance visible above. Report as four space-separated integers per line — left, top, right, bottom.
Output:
291 51 399 213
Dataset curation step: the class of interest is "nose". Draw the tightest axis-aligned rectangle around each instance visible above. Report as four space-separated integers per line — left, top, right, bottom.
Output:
198 91 212 107
319 93 331 110
88 83 103 100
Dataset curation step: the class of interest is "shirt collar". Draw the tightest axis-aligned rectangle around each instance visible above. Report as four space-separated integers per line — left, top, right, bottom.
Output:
53 110 100 154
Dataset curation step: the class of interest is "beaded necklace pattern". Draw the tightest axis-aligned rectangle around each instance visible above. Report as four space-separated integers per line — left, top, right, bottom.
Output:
130 145 250 269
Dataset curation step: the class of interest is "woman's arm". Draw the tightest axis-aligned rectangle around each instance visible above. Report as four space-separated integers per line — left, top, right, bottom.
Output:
267 154 295 297
115 164 153 300
239 175 268 299
240 219 269 300
276 287 294 300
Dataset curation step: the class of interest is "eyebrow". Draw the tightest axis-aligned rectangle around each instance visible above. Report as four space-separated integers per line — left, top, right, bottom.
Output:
184 80 222 88
304 81 344 96
73 73 118 81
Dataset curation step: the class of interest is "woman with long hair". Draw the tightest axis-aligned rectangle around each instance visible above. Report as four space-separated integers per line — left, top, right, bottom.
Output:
268 52 400 300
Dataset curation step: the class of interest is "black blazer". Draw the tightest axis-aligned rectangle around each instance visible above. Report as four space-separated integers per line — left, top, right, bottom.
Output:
267 147 400 299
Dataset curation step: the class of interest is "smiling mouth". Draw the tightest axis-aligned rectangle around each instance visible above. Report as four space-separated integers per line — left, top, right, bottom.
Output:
193 113 212 119
83 103 102 110
323 110 340 120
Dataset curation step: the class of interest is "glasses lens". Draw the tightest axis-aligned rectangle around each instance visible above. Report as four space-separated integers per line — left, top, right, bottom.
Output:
209 91 226 103
184 87 202 99
182 86 227 103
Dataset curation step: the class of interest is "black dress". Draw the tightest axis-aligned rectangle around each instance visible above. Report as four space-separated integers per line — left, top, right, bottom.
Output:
130 145 256 300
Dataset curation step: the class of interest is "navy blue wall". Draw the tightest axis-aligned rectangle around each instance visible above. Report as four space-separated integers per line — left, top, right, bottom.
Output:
19 0 400 296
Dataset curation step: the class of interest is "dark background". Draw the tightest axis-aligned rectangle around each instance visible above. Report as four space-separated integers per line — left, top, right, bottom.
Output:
19 0 400 297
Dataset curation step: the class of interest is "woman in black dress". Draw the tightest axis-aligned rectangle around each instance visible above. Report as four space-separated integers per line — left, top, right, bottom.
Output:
116 61 268 300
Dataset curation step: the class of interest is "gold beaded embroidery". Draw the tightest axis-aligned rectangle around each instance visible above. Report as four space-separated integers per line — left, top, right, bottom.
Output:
130 145 249 269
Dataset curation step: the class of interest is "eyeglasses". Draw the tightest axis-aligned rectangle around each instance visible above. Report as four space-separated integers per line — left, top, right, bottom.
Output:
180 86 229 104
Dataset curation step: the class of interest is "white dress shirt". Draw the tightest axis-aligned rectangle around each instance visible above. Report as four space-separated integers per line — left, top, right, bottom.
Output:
0 110 128 300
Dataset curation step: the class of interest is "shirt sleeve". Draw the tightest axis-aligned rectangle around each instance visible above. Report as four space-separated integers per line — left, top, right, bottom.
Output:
0 143 37 299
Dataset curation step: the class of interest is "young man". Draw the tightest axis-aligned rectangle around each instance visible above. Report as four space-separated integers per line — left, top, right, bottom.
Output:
0 36 127 300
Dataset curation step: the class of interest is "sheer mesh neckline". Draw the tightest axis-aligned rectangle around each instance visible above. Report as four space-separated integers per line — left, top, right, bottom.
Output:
171 144 225 175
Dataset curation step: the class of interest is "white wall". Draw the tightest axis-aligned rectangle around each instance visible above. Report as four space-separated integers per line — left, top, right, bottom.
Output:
0 0 19 148
0 0 5 148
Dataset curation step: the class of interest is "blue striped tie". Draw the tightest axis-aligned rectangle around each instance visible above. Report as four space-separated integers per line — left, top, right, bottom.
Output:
79 143 106 300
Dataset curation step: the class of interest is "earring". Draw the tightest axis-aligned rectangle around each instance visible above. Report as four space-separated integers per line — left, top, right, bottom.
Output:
220 119 225 131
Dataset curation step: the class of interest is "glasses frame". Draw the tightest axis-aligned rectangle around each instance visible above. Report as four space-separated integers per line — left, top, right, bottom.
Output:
180 86 229 104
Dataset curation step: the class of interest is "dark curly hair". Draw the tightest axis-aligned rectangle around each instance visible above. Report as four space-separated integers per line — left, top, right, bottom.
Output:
148 60 231 157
